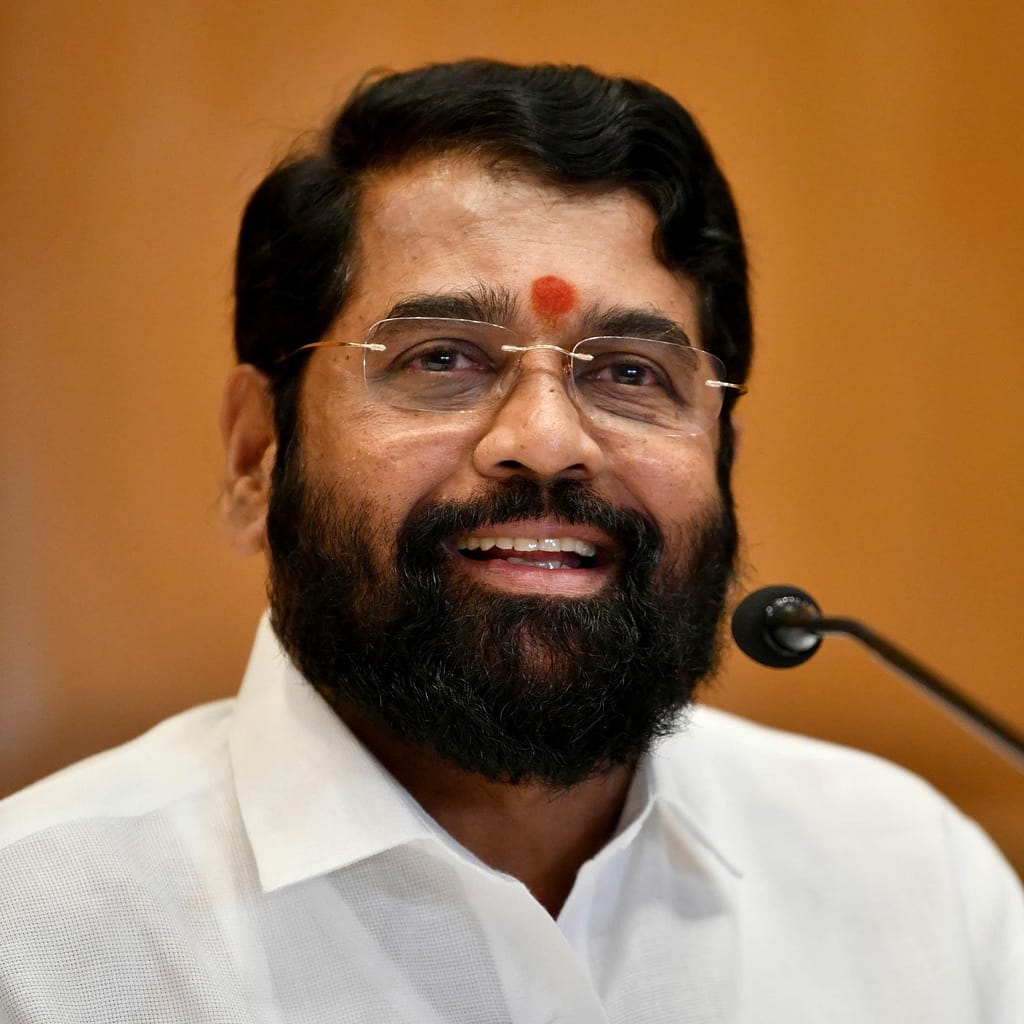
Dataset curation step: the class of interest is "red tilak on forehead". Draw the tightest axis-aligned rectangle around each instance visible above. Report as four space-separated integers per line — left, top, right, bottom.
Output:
530 275 578 321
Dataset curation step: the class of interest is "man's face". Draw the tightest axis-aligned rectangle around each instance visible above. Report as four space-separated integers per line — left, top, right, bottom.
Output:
265 156 735 786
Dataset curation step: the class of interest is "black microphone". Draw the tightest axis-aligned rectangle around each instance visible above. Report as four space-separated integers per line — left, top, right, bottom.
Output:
731 584 1024 772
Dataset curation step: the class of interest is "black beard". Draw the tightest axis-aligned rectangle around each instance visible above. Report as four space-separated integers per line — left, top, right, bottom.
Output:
266 462 737 789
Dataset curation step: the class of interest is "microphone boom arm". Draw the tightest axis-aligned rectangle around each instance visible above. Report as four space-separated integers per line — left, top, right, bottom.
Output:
775 602 1024 772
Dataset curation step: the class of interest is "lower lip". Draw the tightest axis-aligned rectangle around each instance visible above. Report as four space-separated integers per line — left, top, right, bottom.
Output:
454 552 613 596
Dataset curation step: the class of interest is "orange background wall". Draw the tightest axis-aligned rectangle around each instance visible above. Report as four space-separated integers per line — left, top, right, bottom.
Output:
2 2 1022 874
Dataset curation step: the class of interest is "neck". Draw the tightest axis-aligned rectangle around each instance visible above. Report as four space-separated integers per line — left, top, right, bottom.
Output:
339 705 634 917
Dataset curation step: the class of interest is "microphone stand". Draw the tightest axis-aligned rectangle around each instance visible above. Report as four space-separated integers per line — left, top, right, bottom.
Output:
774 602 1024 773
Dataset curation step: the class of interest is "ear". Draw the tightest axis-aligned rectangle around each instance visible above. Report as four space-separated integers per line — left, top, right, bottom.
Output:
220 364 277 555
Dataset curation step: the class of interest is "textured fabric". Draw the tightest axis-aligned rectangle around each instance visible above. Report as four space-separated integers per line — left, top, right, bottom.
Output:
1 614 1021 1023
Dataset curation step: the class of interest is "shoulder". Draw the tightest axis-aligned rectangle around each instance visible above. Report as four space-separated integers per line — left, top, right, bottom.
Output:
664 707 1024 1017
0 699 257 1021
655 705 1022 884
659 703 1022 904
0 698 236 852
675 704 950 821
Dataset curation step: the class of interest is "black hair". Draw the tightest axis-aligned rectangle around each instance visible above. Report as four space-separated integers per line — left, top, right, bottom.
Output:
233 59 751 485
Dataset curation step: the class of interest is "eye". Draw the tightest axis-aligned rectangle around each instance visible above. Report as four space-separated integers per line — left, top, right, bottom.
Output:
586 355 670 390
396 340 492 375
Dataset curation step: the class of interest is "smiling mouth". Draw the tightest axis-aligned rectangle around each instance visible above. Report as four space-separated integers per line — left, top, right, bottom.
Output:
452 533 601 571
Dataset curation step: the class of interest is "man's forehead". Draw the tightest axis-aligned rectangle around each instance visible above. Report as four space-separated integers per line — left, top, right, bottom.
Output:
348 154 701 343
357 152 659 247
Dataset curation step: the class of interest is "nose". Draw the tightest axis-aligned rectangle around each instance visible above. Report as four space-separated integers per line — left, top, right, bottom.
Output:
471 355 605 482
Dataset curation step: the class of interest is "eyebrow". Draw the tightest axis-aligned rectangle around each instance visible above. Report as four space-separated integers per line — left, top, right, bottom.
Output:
382 289 694 347
581 305 695 347
385 284 520 325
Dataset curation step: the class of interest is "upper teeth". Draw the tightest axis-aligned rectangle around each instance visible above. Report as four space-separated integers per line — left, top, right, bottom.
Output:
455 535 597 557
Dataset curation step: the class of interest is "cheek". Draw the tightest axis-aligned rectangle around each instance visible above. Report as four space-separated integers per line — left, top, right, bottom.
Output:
613 435 721 538
307 400 472 524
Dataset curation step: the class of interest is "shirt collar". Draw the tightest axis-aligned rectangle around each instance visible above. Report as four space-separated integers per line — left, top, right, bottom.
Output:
229 614 438 893
614 714 744 879
229 613 741 893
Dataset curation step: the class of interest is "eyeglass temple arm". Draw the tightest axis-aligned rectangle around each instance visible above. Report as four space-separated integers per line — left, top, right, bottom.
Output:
276 340 387 364
706 380 748 394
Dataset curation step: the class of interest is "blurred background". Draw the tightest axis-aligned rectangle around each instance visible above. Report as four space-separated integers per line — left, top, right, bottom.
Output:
1 1 1021 874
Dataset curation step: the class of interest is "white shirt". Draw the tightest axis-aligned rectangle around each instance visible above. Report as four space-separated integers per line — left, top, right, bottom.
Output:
1 614 1021 1023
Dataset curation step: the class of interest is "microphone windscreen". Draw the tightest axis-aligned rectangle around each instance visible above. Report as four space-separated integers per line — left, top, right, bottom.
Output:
731 585 821 668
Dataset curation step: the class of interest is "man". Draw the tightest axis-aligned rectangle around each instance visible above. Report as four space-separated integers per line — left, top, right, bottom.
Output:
1 60 1020 1023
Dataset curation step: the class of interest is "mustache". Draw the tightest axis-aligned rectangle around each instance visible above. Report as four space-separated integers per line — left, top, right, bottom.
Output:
396 477 664 580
